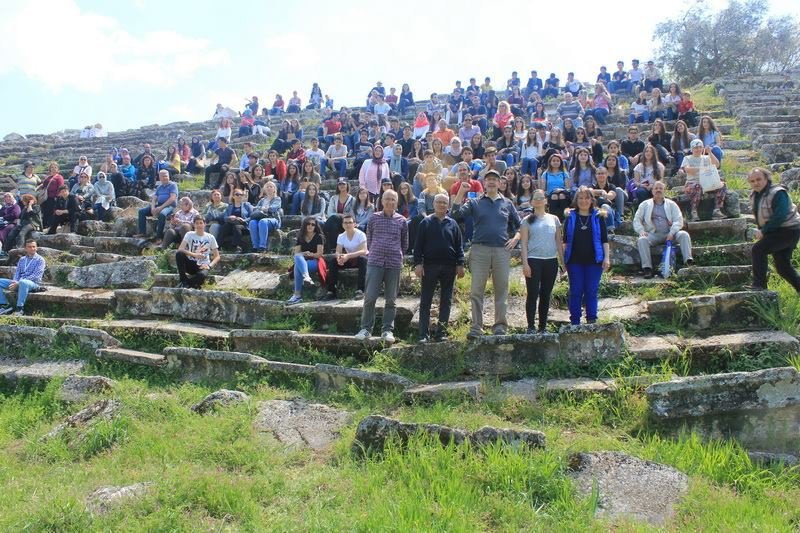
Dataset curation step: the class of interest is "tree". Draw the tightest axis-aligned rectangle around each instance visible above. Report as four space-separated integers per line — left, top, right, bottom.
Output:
653 0 800 86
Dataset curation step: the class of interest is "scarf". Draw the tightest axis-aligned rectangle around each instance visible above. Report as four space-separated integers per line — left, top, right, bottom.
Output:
372 156 384 183
414 113 429 129
389 155 403 174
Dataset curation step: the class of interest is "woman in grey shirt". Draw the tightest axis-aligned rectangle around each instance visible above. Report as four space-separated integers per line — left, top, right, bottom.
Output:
519 189 565 333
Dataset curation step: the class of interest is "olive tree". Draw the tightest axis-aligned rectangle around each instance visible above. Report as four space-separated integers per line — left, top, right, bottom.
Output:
653 0 800 86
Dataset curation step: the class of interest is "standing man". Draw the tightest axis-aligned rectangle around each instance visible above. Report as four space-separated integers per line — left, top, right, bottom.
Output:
748 167 800 292
453 170 521 338
0 239 45 316
633 181 694 279
355 189 408 343
414 193 464 343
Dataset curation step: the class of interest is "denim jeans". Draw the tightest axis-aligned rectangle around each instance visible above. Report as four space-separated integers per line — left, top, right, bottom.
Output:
629 111 650 124
0 278 38 308
293 254 318 294
521 157 539 176
290 192 305 216
710 146 724 162
138 205 174 238
566 263 603 325
249 218 280 250
609 80 630 93
329 159 347 177
590 108 609 125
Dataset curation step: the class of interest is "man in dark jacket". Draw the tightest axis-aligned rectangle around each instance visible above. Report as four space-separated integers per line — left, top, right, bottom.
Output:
47 185 81 234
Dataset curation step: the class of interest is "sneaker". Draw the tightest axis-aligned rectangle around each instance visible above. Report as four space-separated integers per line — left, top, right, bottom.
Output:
354 328 370 340
466 331 482 341
353 290 364 299
689 210 700 222
744 284 767 292
525 327 536 335
0 251 8 259
381 331 396 344
321 291 337 301
286 295 303 305
417 336 429 344
685 258 695 267
0 306 13 315
643 267 654 279
432 328 448 342
302 276 315 288
711 209 726 220
492 327 507 336
12 309 24 317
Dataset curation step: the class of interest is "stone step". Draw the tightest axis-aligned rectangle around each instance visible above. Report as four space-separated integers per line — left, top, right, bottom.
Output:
629 330 799 360
95 347 166 366
0 358 86 385
114 286 420 334
230 329 385 357
761 143 800 164
609 237 752 270
614 218 749 242
675 265 751 285
647 290 777 331
21 286 115 317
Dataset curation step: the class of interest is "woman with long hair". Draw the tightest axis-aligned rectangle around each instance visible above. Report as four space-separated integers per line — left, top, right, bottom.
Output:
322 179 355 252
664 83 682 121
353 187 374 232
219 188 253 252
203 189 228 240
469 133 486 159
287 217 325 305
670 120 696 173
249 180 283 252
299 183 327 220
541 153 571 220
569 147 597 189
37 161 64 228
520 189 565 333
492 100 514 140
562 186 610 325
632 144 665 205
648 118 671 165
697 115 724 162
281 162 301 212
496 125 519 168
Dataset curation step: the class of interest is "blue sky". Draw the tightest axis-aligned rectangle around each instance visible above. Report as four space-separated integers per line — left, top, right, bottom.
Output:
0 0 794 137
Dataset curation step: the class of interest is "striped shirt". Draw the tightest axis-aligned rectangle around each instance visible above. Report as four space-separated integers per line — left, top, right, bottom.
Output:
366 211 408 269
13 253 46 284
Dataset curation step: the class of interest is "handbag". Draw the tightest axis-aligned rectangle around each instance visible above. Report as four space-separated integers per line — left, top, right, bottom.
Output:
250 209 267 220
698 160 722 192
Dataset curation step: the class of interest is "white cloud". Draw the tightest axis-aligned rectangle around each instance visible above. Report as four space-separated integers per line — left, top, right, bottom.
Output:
0 0 228 93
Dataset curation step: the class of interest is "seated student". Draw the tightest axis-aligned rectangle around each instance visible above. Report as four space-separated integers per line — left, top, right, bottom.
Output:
590 166 620 229
525 70 543 98
540 153 572 220
629 91 651 124
495 126 519 168
68 156 92 190
70 172 95 218
136 170 178 241
219 188 253 252
0 239 45 316
679 139 727 222
632 145 665 205
634 181 693 278
609 61 630 93
203 189 228 240
670 120 697 172
297 183 327 221
542 73 560 99
287 217 325 305
286 139 306 167
92 172 116 221
304 137 327 175
478 147 508 182
607 140 630 176
697 115 725 162
249 181 282 252
324 134 348 178
677 91 698 127
203 137 237 189
0 193 21 255
563 72 582 96
4 194 41 251
176 216 220 289
47 185 81 234
321 214 368 300
161 197 198 249
556 92 584 128
621 126 645 167
643 61 663 92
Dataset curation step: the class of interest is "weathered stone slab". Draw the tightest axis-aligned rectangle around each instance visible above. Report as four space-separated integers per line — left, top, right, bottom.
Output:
86 483 154 515
557 323 625 364
57 325 120 350
0 325 56 353
686 217 748 241
67 259 157 289
35 233 85 251
544 378 616 398
686 331 800 359
95 347 166 367
647 290 778 330
314 363 414 393
646 367 800 454
229 329 384 357
59 375 116 402
162 347 267 381
627 335 681 360
190 389 249 414
675 265 751 285
23 286 115 316
254 399 352 450
403 381 483 403
352 415 545 456
89 237 145 256
214 270 282 297
0 358 86 384
569 452 688 527
464 334 561 376
43 399 122 441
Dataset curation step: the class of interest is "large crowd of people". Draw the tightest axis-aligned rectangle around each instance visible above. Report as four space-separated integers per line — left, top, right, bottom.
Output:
2 63 799 338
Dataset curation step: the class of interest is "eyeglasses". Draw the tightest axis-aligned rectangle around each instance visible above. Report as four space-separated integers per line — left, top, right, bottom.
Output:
234 193 244 196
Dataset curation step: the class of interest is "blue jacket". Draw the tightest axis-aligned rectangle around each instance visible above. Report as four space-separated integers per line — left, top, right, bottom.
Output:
563 209 604 264
224 202 253 221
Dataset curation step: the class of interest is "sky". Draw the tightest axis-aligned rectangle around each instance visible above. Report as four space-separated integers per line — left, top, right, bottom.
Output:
0 0 795 137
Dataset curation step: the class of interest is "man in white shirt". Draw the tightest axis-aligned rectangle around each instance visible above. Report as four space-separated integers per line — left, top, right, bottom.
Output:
322 214 368 300
628 59 644 93
634 181 694 278
176 216 220 288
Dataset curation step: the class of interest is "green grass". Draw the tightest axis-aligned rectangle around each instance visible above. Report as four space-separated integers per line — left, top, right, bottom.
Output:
689 84 725 111
1 377 798 531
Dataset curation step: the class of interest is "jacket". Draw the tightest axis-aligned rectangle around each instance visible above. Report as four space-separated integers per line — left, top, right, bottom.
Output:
633 197 684 236
564 209 604 264
751 183 800 232
325 194 355 217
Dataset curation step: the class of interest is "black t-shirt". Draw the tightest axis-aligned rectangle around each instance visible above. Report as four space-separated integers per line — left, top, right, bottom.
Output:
621 139 644 160
399 138 416 157
564 213 608 265
586 127 604 139
296 233 323 253
216 147 235 165
466 104 487 118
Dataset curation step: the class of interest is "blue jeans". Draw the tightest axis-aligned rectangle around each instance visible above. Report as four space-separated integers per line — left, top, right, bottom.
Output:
248 218 280 250
521 157 539 176
329 159 347 177
613 187 625 226
293 254 318 293
566 263 603 325
609 80 630 93
94 203 108 221
138 205 174 238
0 278 38 308
290 192 305 215
710 146 724 162
500 153 515 168
590 108 609 125
542 88 559 99
629 111 650 124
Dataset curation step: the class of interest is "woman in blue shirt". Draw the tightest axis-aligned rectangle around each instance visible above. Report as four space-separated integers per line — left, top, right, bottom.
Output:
541 153 571 220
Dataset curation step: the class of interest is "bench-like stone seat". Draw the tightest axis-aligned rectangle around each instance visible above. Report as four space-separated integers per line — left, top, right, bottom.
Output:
647 290 778 330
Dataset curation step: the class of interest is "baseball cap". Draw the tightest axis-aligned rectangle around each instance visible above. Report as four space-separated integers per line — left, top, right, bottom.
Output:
690 139 704 148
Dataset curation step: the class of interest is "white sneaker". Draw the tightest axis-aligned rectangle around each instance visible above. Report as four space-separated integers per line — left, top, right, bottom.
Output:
354 328 370 340
381 331 396 344
303 276 315 287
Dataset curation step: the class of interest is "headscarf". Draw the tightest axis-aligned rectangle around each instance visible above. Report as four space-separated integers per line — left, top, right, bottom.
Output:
372 146 385 183
414 112 429 129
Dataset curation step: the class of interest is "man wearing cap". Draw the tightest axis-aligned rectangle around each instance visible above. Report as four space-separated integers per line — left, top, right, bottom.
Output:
47 184 81 234
644 61 663 92
414 193 465 342
634 181 694 279
453 169 521 338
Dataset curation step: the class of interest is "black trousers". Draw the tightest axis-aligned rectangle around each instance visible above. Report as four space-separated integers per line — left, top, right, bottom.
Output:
176 250 208 288
752 227 800 292
418 263 457 338
48 212 79 234
323 215 344 253
219 221 247 249
525 258 559 331
325 256 366 294
204 163 224 189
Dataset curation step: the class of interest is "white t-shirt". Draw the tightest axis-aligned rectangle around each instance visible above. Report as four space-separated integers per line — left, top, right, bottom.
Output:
181 231 218 266
336 229 367 253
